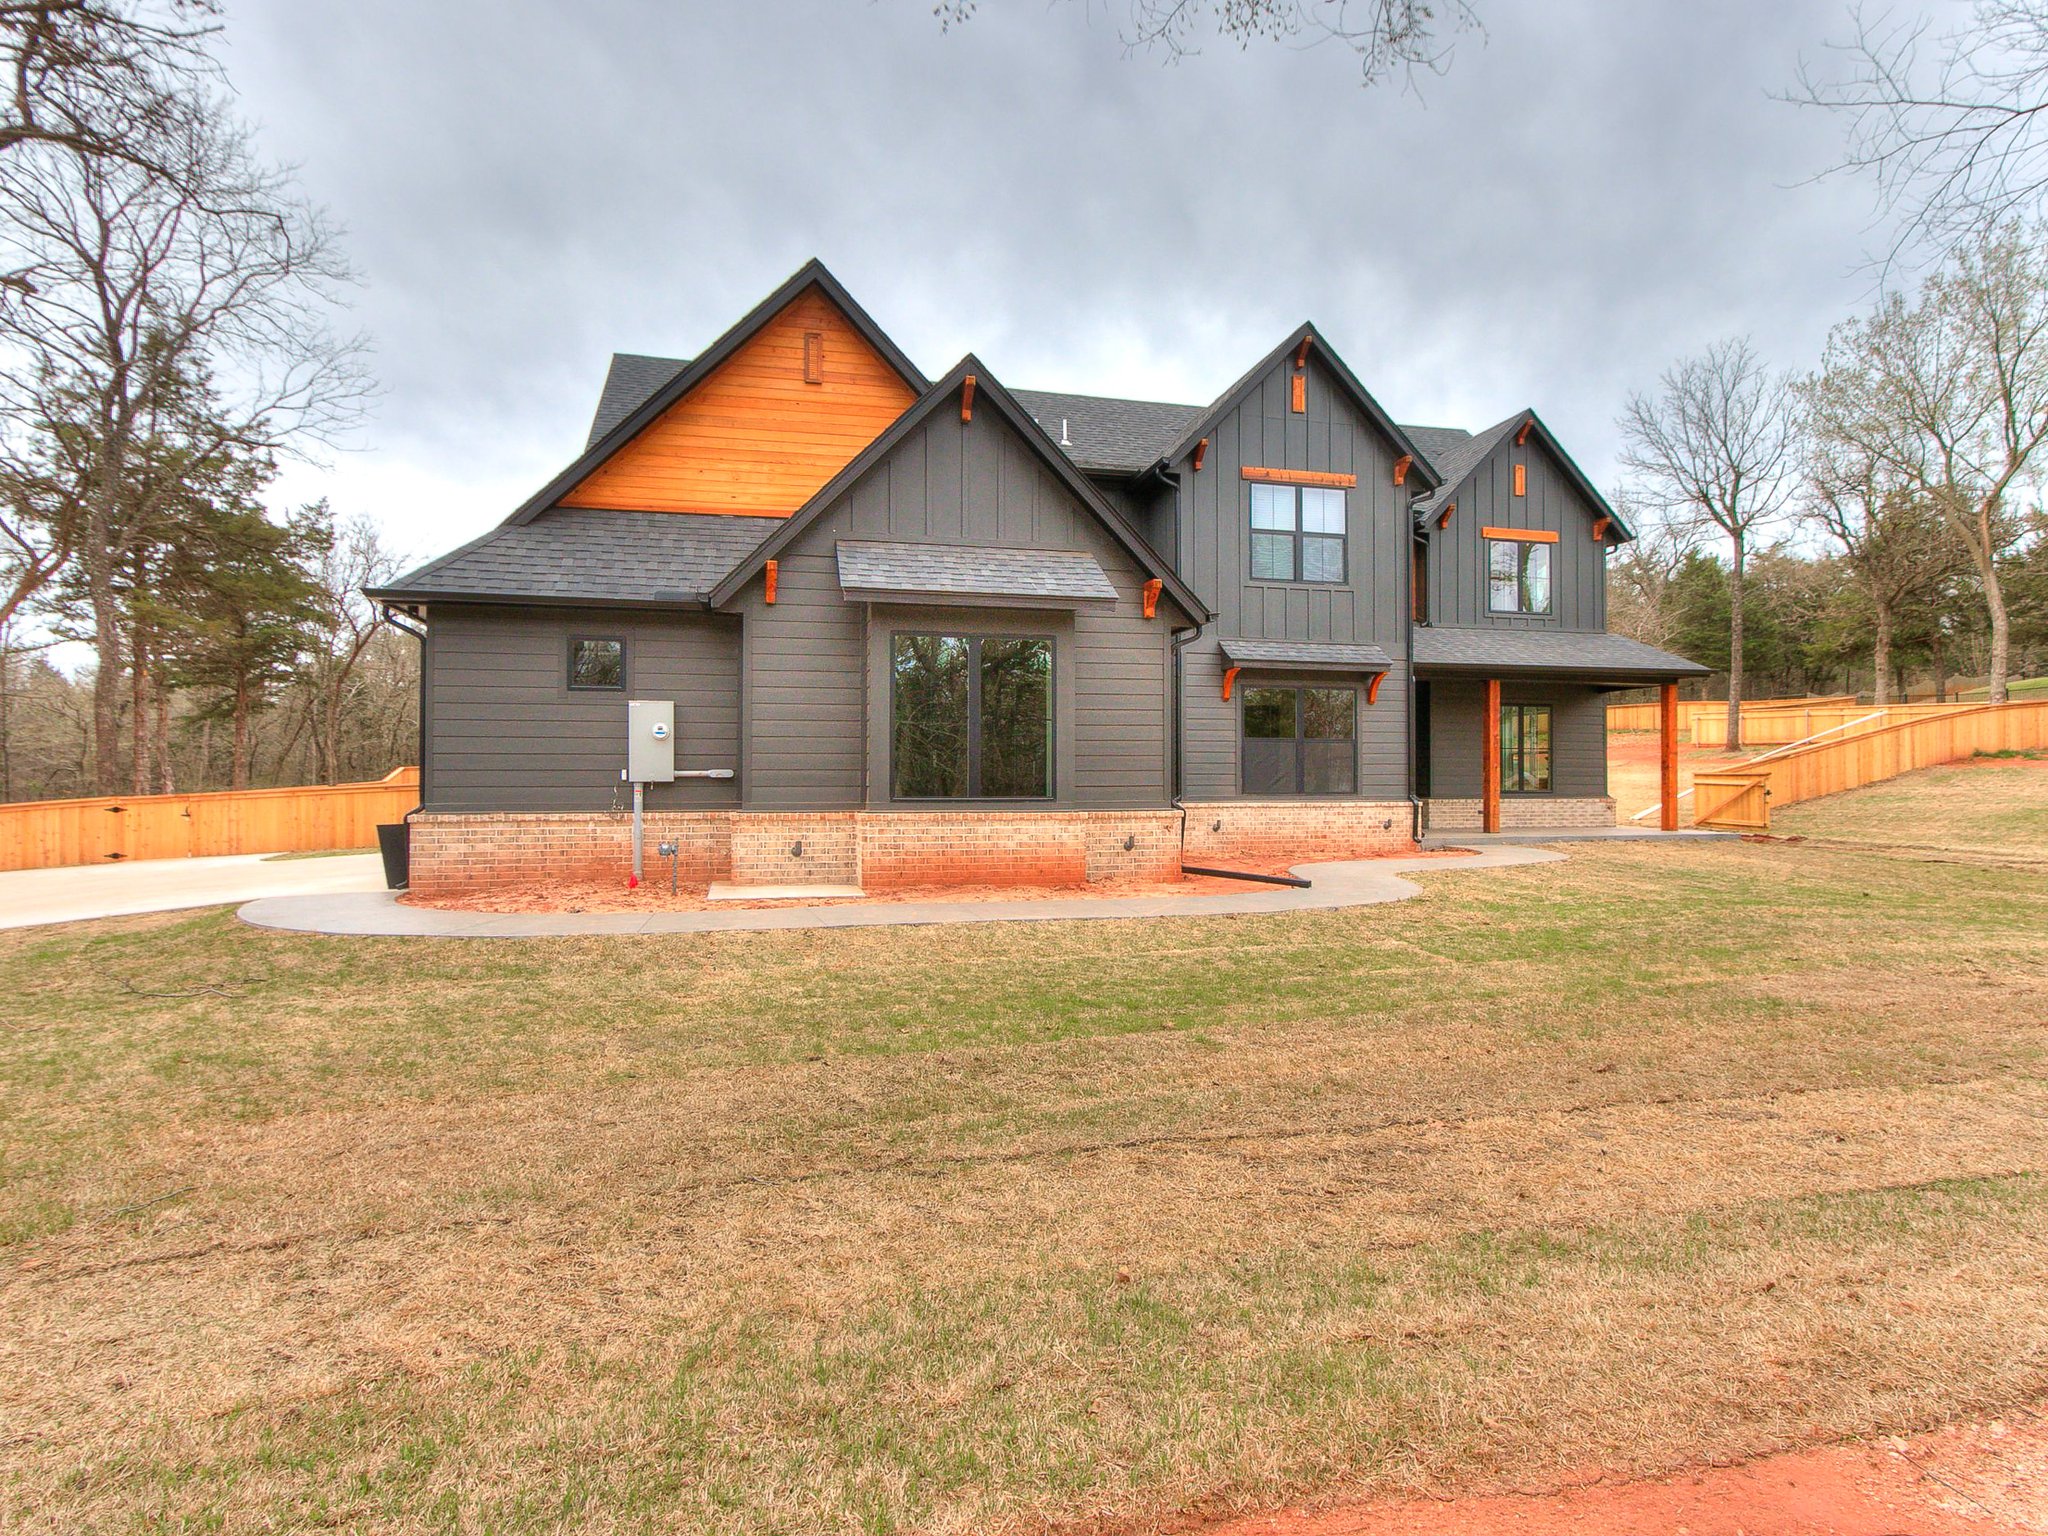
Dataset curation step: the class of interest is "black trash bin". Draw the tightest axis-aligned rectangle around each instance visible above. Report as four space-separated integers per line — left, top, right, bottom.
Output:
376 822 410 890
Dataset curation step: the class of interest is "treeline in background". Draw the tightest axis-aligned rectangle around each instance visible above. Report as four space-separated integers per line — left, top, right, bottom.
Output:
0 3 409 804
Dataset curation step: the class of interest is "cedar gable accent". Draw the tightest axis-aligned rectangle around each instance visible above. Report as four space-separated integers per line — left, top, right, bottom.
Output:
560 286 917 517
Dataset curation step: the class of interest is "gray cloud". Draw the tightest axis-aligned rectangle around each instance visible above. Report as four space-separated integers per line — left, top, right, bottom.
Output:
216 0 1950 563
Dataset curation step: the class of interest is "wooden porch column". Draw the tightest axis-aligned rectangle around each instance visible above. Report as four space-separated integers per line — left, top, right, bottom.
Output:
1659 682 1680 832
1482 677 1502 834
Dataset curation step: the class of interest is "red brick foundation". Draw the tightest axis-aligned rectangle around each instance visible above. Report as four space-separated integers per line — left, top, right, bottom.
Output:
405 812 733 895
405 802 1418 896
1179 801 1415 866
1425 796 1616 832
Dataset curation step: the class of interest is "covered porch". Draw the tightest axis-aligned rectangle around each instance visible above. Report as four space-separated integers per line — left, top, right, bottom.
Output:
1412 628 1711 836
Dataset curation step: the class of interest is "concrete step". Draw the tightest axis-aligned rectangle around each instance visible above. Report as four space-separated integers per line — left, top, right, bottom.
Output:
704 882 867 901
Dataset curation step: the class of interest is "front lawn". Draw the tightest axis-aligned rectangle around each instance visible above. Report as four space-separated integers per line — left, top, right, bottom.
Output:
3 799 2046 1531
1772 755 2048 859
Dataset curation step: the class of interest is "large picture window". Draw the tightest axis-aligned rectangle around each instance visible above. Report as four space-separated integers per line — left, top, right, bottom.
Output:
1487 537 1552 614
891 633 1052 799
1241 685 1356 795
1500 702 1552 793
1250 483 1346 584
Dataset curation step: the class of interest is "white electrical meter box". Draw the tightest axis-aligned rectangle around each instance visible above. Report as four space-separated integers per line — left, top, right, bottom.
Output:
627 699 676 783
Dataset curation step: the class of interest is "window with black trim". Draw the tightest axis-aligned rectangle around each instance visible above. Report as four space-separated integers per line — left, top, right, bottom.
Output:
1241 685 1356 795
891 633 1052 799
1250 483 1346 583
568 637 625 690
1487 538 1552 614
1500 702 1553 793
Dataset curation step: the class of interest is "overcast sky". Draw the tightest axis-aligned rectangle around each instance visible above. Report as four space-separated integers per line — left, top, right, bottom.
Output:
216 0 1955 570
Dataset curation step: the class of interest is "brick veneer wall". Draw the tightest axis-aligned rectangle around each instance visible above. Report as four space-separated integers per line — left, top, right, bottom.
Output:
730 813 861 884
1179 801 1415 865
1426 796 1616 831
406 808 1188 895
406 812 733 895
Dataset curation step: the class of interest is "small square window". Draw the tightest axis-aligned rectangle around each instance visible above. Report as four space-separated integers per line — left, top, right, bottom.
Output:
569 637 625 690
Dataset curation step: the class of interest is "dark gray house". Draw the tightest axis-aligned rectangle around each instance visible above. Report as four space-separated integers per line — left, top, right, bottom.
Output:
373 261 1704 893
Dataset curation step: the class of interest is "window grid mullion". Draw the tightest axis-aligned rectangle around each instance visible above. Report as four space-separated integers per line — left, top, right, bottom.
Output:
1295 688 1307 794
965 636 982 798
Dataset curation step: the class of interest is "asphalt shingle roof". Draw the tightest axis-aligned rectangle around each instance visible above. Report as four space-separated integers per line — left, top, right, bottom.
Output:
374 508 779 605
1398 423 1474 473
1412 414 1524 517
1218 639 1394 672
1010 389 1205 473
586 353 689 447
836 539 1118 606
578 358 1496 489
1412 627 1709 678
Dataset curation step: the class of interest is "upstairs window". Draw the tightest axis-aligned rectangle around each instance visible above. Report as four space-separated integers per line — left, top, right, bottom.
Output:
892 633 1052 799
1250 483 1346 584
568 637 625 690
1487 535 1553 615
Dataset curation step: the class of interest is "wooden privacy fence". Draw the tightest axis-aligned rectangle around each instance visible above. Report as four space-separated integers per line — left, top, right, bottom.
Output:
1690 701 1977 749
0 766 419 872
1606 695 1858 736
1692 702 2048 832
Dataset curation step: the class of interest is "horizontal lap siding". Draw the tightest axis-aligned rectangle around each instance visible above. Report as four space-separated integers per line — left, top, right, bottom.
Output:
741 551 866 809
1175 353 1409 800
1073 546 1169 807
1427 436 1607 632
1427 679 1607 798
738 400 1175 811
426 604 740 813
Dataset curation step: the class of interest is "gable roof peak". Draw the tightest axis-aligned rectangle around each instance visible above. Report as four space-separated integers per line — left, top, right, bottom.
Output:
1413 406 1633 541
1154 322 1441 489
505 257 927 528
706 352 1210 622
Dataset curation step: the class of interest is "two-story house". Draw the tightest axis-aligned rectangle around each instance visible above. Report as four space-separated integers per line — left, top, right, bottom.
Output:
371 261 1705 894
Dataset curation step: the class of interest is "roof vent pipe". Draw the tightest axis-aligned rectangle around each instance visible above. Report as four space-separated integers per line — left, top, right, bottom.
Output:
1060 418 1071 446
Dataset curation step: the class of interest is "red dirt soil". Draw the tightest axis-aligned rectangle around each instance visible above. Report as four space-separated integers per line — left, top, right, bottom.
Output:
1183 1412 2048 1536
401 851 1474 915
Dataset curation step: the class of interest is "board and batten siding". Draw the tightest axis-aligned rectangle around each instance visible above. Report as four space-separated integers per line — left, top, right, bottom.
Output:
729 398 1179 811
423 604 741 813
1423 433 1609 633
1425 679 1608 799
1169 351 1412 800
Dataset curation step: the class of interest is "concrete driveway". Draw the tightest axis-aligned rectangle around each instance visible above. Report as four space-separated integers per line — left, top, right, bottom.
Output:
0 851 388 931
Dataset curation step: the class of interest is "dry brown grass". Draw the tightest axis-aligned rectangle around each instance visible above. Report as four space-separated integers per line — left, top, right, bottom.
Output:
1772 755 2048 860
3 816 2047 1531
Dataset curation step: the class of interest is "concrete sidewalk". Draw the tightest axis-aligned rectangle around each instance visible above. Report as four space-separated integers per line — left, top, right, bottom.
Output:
1420 826 1736 849
0 851 387 931
237 845 1566 938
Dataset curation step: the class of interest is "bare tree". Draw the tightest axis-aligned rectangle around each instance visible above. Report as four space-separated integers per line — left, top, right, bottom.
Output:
1620 339 1801 749
0 104 367 791
1803 224 2048 702
1801 436 1967 701
933 0 1482 88
1605 498 1697 651
276 509 399 785
1794 2 2048 264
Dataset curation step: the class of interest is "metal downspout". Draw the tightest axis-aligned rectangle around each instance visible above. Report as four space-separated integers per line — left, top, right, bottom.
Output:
382 602 428 822
1170 620 1205 860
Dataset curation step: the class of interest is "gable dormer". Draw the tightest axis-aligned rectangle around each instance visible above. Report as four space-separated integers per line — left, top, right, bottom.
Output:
507 261 925 526
1413 411 1625 635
